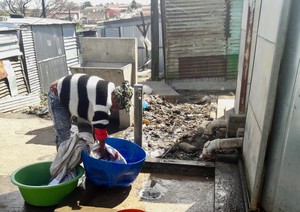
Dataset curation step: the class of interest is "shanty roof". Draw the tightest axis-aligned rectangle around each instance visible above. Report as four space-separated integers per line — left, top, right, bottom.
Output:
3 16 75 26
0 22 20 31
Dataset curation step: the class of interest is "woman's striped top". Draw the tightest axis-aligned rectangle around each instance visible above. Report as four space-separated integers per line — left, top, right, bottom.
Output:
56 74 115 129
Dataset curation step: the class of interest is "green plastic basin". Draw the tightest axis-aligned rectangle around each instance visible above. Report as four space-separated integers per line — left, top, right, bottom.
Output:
11 161 84 206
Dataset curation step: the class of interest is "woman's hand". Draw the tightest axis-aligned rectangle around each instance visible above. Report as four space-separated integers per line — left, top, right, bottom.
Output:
96 139 117 160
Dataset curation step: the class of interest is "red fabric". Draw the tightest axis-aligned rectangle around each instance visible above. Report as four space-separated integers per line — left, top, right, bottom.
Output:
94 128 108 141
50 81 58 96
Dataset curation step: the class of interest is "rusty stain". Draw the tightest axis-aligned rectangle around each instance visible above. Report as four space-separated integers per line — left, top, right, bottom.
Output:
239 5 255 113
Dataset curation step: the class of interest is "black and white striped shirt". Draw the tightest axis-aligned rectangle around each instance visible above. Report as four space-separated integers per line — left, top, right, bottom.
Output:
57 74 115 129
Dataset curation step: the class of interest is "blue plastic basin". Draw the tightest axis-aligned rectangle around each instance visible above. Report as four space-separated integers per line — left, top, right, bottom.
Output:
81 137 146 187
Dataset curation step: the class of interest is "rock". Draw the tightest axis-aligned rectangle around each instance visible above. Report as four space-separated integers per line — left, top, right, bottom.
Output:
150 149 165 158
178 142 198 153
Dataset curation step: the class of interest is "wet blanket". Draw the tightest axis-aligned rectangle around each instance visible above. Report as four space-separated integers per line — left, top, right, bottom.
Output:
48 132 92 185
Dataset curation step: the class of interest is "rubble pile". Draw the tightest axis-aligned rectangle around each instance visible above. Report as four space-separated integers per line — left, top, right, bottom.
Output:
121 91 228 161
24 94 51 119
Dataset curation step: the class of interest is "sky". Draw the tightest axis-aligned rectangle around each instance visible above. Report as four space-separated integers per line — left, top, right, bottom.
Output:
76 0 150 5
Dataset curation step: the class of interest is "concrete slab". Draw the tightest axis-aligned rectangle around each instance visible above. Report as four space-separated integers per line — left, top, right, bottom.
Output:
141 80 180 103
56 172 214 212
2 155 215 212
137 69 180 103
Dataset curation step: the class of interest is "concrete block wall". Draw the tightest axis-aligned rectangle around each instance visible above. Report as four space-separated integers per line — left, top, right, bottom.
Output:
80 37 138 86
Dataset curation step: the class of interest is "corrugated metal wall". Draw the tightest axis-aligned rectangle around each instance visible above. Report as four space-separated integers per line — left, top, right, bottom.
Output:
0 59 28 98
20 27 41 93
32 25 68 93
62 24 79 67
0 28 25 99
226 0 243 78
163 0 243 80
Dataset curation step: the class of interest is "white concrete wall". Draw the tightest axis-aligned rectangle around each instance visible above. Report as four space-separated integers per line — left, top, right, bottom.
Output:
260 1 300 210
80 37 138 85
236 0 292 209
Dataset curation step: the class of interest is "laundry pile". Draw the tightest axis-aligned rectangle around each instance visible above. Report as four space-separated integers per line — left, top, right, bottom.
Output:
48 132 126 186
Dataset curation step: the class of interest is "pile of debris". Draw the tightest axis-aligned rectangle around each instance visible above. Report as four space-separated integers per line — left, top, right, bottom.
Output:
120 91 231 161
24 94 51 119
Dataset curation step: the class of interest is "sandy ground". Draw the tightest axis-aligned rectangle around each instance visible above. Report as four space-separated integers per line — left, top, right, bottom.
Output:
0 113 56 194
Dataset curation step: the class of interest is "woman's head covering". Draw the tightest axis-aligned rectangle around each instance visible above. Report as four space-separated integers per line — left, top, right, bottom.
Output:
114 81 133 113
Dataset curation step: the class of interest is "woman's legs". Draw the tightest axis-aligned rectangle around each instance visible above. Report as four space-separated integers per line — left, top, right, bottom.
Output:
48 91 72 147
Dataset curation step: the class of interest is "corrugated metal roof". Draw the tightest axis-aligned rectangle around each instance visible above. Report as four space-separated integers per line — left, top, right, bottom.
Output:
0 22 20 31
4 17 75 26
102 15 151 26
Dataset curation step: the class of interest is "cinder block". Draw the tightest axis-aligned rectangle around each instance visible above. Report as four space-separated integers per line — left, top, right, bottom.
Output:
227 114 246 137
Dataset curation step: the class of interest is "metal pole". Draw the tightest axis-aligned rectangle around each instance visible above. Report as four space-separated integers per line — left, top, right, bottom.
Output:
42 0 46 18
134 84 143 147
151 0 159 80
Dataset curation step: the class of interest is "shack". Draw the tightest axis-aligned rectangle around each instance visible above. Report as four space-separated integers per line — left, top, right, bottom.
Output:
0 22 40 112
3 16 79 94
0 16 79 112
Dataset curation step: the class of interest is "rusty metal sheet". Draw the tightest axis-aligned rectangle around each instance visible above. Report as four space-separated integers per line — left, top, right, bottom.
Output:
178 55 226 78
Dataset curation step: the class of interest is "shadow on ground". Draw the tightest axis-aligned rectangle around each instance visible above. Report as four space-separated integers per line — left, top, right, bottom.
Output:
25 126 56 146
0 189 56 212
59 178 132 209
